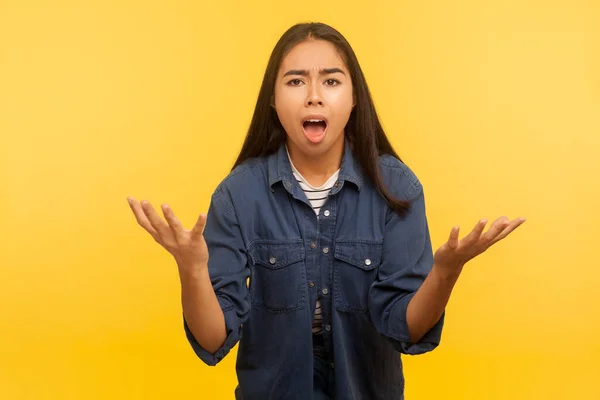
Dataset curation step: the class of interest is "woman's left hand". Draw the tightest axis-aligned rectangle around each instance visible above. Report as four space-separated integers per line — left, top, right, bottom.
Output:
433 216 526 275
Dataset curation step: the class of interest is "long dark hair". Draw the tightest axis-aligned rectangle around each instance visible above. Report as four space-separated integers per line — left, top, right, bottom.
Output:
232 22 410 215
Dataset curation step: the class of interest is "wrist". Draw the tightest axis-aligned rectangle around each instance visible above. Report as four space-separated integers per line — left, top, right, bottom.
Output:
431 262 463 283
177 261 209 283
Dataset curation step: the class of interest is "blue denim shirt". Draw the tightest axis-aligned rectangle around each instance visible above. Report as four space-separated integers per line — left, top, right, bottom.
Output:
183 141 444 399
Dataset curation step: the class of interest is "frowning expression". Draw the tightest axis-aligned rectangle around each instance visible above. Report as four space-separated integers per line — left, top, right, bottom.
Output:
273 39 355 157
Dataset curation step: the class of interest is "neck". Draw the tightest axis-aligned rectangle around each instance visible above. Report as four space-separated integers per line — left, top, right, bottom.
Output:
287 137 344 187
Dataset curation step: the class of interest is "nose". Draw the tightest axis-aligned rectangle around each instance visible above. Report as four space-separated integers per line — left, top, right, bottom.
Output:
305 82 323 107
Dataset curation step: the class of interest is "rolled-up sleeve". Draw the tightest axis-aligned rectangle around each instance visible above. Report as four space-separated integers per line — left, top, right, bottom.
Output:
183 185 251 366
368 176 444 355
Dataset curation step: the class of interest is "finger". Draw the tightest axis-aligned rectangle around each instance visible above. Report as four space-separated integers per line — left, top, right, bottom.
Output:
490 217 526 245
447 226 460 250
481 216 510 242
461 219 488 246
127 197 159 237
140 200 172 240
191 212 208 239
161 204 185 235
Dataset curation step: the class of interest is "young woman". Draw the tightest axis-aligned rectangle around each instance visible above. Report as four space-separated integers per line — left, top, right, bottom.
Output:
127 22 525 400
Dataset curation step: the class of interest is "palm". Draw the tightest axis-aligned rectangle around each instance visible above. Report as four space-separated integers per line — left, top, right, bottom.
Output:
127 197 209 267
434 216 526 269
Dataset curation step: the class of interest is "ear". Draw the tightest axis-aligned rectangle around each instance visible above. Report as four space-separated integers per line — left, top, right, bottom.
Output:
352 92 356 107
270 94 276 108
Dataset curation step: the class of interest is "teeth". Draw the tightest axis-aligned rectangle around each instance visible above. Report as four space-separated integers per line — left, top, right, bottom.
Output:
306 119 324 122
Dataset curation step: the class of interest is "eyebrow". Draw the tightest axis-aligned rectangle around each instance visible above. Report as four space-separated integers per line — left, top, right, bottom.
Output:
282 67 346 77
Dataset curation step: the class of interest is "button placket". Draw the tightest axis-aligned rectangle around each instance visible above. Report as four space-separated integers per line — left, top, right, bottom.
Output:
315 192 336 360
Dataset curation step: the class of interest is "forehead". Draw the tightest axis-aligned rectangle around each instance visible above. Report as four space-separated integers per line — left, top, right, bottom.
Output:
279 39 347 72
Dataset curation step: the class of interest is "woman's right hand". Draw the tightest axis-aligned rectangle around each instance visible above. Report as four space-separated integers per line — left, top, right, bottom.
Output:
127 197 209 275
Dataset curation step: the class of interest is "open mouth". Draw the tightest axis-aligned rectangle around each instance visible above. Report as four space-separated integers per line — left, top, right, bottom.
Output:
302 119 328 143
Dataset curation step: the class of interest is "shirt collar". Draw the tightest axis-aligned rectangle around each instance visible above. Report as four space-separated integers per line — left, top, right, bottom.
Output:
267 139 364 192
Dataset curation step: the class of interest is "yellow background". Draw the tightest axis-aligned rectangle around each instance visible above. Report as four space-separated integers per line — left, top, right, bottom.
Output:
1 0 599 398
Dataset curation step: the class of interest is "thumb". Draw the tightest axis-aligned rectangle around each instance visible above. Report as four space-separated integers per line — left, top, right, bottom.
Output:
191 212 207 237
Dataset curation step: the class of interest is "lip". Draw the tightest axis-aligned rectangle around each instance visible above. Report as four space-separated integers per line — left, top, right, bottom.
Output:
302 114 329 125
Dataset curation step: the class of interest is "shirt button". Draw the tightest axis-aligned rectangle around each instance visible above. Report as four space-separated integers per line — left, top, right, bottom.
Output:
330 362 335 369
323 210 330 217
322 287 329 295
325 324 331 332
269 257 276 264
365 258 372 266
310 241 316 249
322 247 329 254
334 182 341 188
309 281 315 288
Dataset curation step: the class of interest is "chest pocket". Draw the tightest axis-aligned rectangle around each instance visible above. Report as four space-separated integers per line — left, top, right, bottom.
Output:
333 240 382 312
247 240 307 313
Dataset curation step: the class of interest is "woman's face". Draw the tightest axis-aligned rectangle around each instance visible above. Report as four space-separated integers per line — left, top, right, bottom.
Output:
273 39 354 159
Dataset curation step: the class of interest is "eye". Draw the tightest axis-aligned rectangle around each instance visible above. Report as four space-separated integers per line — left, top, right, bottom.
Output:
287 79 303 86
325 79 341 86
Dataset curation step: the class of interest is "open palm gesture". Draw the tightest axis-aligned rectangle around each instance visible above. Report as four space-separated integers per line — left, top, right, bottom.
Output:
127 197 209 269
434 216 526 271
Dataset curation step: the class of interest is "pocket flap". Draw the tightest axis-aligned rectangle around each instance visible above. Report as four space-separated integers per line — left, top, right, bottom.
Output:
248 240 305 269
334 240 382 271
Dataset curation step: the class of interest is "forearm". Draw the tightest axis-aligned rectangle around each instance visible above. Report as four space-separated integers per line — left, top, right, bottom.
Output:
179 265 227 354
406 264 462 343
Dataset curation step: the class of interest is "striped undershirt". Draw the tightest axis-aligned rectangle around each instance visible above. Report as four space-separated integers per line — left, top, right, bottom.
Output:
287 147 340 335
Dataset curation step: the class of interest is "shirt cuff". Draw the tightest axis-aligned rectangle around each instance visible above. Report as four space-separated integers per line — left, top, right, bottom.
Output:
387 292 445 355
183 298 241 366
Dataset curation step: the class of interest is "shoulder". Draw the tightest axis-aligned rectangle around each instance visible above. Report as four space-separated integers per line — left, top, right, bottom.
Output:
212 156 268 203
377 154 423 201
